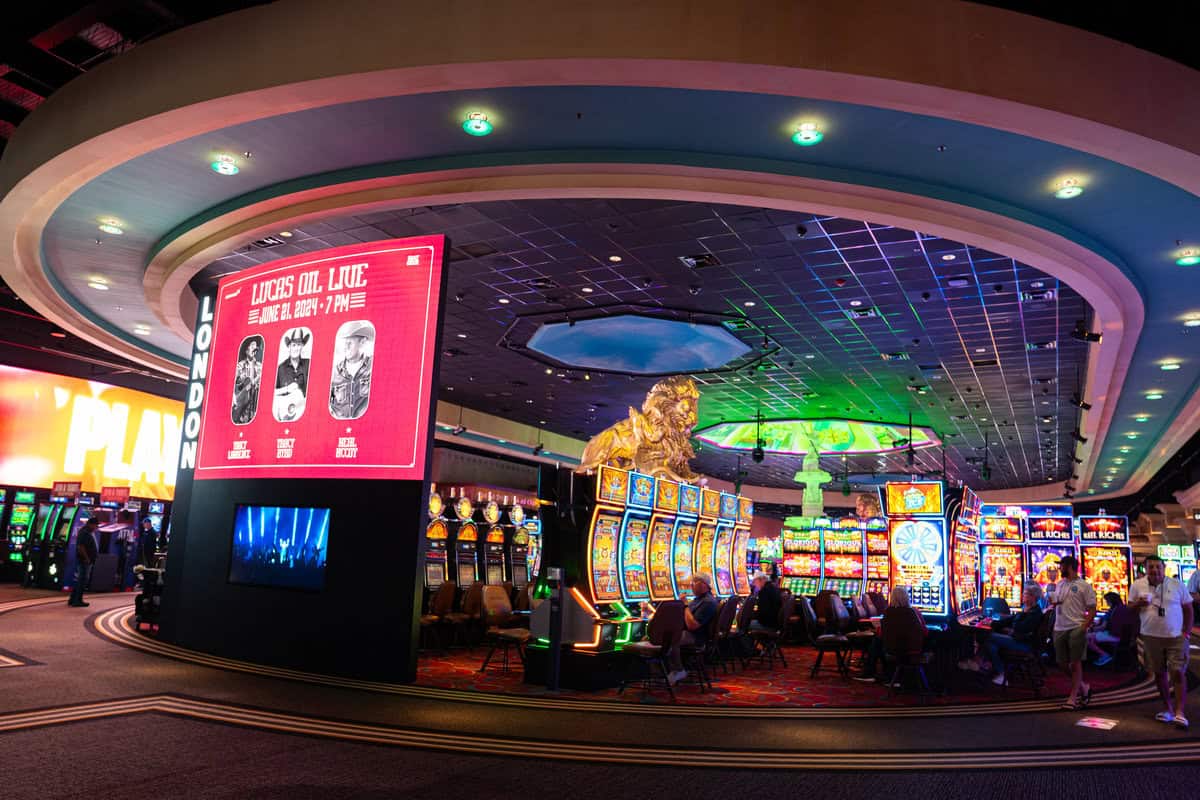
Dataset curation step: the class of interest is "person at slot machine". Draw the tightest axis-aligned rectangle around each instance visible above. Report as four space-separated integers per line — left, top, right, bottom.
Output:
1085 592 1132 667
666 573 719 686
1130 555 1193 729
1050 555 1095 711
749 573 782 632
853 586 927 683
978 583 1044 686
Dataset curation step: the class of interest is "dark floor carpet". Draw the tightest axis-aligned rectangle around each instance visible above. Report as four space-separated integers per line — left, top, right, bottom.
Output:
5 714 1188 800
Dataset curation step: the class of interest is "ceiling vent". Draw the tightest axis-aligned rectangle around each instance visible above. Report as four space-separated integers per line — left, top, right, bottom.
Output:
880 352 910 361
1021 289 1056 302
1026 341 1058 351
1032 376 1057 385
250 236 287 249
526 277 560 290
946 277 972 288
679 253 721 269
459 242 498 258
721 318 754 332
971 359 999 368
846 307 878 320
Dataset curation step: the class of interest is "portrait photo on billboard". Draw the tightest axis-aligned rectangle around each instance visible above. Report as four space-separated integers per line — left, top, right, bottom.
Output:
329 320 374 420
273 327 312 423
231 335 264 424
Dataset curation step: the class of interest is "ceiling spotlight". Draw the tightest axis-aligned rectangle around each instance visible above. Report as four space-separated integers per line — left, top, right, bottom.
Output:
752 445 765 463
1145 392 1163 400
50 331 66 339
497 298 510 305
1054 177 1084 199
1125 432 1139 440
608 255 622 263
210 153 240 175
1160 361 1181 371
849 300 863 307
792 121 824 146
133 326 152 337
87 281 110 291
1070 320 1102 343
1134 414 1149 422
1185 318 1200 328
1070 429 1088 443
1070 394 1092 411
1175 249 1200 267
941 254 956 261
581 286 594 294
97 219 123 235
744 301 756 307
462 112 493 136
452 424 467 436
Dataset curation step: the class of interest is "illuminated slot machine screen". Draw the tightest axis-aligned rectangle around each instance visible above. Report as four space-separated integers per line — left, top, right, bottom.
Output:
484 527 506 585
510 528 529 590
713 524 735 596
1081 546 1131 609
864 521 890 594
781 553 821 597
619 515 651 601
980 516 1024 542
888 518 947 615
821 528 864 597
455 523 479 587
979 544 1024 608
589 511 624 602
424 519 448 588
647 516 677 600
951 532 980 617
672 519 698 593
731 527 752 596
1027 544 1074 591
694 522 717 582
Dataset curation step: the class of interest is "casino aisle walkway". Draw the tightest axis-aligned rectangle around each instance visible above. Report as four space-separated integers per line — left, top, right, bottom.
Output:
1 590 1198 799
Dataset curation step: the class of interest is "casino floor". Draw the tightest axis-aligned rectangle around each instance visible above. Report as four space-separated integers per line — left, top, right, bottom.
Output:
3 590 1199 799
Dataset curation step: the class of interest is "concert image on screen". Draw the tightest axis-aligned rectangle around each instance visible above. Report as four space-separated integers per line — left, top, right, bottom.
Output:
229 505 331 591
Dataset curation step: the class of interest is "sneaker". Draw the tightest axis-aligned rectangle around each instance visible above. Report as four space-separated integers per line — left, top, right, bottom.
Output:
991 672 1007 686
1155 711 1175 723
1173 715 1190 730
851 674 876 682
667 670 688 686
1093 654 1113 667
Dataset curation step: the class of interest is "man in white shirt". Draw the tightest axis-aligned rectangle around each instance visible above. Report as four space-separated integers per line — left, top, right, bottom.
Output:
1130 555 1193 729
1049 555 1095 710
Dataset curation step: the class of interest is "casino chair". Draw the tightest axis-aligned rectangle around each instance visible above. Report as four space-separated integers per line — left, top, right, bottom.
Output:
997 611 1053 697
982 597 1011 619
866 592 888 617
443 581 484 648
620 600 686 702
478 585 532 673
707 597 742 676
727 594 758 670
882 607 935 703
809 593 857 679
749 594 794 670
420 580 457 651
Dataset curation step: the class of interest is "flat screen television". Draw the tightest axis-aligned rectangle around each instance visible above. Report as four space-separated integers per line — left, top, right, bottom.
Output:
228 505 330 591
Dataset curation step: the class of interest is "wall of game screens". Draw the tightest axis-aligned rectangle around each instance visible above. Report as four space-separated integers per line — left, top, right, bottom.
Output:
779 516 888 598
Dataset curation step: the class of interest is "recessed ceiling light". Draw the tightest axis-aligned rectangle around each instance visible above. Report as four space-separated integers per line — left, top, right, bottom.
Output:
279 231 293 238
1134 414 1149 422
849 300 863 307
133 326 151 336
210 154 240 175
975 347 986 353
1030 281 1045 289
584 374 591 381
581 287 594 294
50 331 66 339
97 220 124 235
1160 361 1181 371
608 255 622 263
1145 392 1163 400
1113 458 1126 464
462 112 493 136
804 354 815 360
1185 318 1200 328
1125 432 1139 439
525 399 533 404
941 254 956 261
456 333 468 339
1054 177 1083 199
744 301 756 307
87 281 109 291
1119 446 1132 453
1175 249 1200 267
791 121 823 146
497 298 510 305
544 368 553 375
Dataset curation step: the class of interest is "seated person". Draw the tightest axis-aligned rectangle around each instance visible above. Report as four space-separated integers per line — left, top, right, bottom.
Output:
979 582 1045 685
1086 592 1134 666
853 586 927 682
667 573 719 685
749 572 782 632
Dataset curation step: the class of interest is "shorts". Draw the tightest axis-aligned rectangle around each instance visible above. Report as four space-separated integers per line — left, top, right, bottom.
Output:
1141 635 1189 673
1053 627 1087 664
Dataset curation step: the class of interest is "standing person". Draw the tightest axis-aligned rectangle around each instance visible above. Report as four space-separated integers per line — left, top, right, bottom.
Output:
68 517 100 608
667 573 719 685
1130 555 1193 728
979 583 1044 685
748 572 781 632
1050 555 1096 710
1187 566 1200 605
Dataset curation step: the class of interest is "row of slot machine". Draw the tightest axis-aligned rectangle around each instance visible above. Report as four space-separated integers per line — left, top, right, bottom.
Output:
976 504 1133 611
778 516 890 599
422 488 542 594
1156 544 1197 583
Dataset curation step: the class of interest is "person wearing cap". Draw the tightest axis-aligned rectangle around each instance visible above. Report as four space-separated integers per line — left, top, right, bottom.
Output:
1050 555 1096 710
749 572 782 632
667 573 719 685
1130 555 1193 729
329 322 373 420
68 517 100 607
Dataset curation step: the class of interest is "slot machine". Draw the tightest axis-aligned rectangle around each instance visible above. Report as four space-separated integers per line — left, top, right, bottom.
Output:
1157 544 1196 583
24 497 66 587
586 465 631 610
0 489 7 555
780 517 822 597
864 517 891 595
1026 510 1077 593
646 477 680 602
524 519 542 583
147 501 168 538
5 490 37 573
481 500 507 585
671 483 701 595
693 488 721 588
508 504 529 590
731 496 754 596
452 494 480 587
1078 515 1132 610
821 517 865 598
711 492 739 598
883 481 950 625
950 487 982 625
754 533 782 579
616 472 654 605
43 495 92 590
978 515 1025 609
423 491 449 592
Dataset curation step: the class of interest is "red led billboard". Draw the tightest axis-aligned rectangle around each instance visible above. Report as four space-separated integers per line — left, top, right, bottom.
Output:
195 236 445 480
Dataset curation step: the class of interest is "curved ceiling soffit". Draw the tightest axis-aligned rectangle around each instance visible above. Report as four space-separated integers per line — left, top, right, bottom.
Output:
146 163 1140 499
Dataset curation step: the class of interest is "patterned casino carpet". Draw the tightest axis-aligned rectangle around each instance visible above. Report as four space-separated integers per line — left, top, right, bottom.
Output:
416 644 1138 707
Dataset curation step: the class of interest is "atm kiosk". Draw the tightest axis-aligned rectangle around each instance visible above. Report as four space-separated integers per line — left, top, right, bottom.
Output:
781 518 823 597
671 483 701 595
1078 515 1132 610
820 517 866 597
616 472 653 604
978 515 1025 609
731 496 754 597
1025 509 1077 592
864 517 890 595
883 481 951 626
423 491 449 591
646 477 680 602
5 490 36 572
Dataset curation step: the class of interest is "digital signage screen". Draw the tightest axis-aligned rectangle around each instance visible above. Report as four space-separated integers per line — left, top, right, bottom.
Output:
228 505 330 591
884 482 943 516
197 237 445 480
888 518 947 615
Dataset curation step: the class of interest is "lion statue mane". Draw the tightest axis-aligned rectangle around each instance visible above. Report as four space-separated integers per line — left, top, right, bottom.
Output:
576 375 701 483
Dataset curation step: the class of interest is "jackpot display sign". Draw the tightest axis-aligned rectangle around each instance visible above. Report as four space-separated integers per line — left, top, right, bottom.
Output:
888 518 947 614
1081 545 1131 608
884 482 943 516
196 237 445 480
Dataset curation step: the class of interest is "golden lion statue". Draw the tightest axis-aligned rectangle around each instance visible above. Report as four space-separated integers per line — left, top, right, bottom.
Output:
576 375 701 483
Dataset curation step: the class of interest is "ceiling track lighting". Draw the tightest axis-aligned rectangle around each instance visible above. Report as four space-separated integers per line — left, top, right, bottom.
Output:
1070 429 1088 444
1070 394 1092 411
1070 320 1102 343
